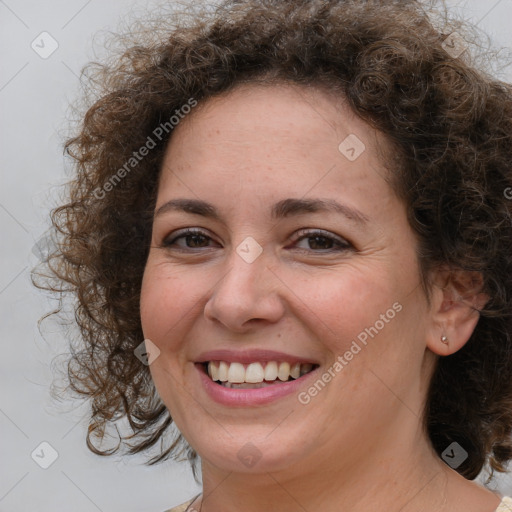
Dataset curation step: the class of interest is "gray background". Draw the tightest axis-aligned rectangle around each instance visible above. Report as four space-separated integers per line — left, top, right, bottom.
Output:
1 0 512 511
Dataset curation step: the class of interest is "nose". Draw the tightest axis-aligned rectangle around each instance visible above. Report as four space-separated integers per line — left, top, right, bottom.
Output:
203 246 286 333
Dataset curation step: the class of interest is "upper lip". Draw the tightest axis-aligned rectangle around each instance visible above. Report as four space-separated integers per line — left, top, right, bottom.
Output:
195 349 320 365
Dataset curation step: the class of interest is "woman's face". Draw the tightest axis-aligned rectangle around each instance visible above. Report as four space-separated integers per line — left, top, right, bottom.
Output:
140 83 437 476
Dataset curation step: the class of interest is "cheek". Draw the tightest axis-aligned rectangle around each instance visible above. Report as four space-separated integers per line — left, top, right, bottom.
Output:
140 262 201 410
283 266 404 357
140 262 197 345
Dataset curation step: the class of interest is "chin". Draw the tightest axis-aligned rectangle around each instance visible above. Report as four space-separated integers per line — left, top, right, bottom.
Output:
196 435 306 474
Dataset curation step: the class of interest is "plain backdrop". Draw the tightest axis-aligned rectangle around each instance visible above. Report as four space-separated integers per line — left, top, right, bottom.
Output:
1 0 512 511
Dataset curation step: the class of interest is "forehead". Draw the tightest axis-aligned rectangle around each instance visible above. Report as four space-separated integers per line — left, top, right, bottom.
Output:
157 83 396 217
168 82 386 155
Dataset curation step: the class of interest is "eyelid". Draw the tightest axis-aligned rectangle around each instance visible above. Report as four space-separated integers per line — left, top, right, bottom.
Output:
290 228 352 248
161 227 218 246
160 227 353 252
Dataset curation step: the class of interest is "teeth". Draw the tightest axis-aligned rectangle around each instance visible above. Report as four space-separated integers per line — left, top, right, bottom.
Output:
210 362 218 381
206 360 316 384
300 363 313 376
227 362 245 383
277 362 290 381
221 381 278 389
264 361 278 381
245 362 265 383
219 361 229 382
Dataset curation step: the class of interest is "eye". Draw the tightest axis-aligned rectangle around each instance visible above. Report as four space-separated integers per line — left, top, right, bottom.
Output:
289 229 352 253
161 228 220 250
160 227 352 253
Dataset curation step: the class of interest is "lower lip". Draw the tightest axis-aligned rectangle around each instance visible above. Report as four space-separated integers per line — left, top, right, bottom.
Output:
195 363 320 407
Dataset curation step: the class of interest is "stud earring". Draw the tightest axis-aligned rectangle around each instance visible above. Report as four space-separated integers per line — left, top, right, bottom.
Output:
441 335 448 345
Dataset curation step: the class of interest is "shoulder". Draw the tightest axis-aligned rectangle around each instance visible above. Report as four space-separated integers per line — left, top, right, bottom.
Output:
161 497 196 512
496 496 512 512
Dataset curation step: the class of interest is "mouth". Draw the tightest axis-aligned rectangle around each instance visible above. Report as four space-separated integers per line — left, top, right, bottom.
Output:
198 360 320 389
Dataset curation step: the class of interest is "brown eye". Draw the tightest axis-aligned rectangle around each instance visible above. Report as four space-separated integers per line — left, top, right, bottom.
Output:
162 228 220 249
291 229 352 252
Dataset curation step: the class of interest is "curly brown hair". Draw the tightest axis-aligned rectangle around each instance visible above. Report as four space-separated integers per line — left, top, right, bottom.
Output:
34 0 512 484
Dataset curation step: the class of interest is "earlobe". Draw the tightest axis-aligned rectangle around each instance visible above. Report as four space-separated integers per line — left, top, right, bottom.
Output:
426 267 490 356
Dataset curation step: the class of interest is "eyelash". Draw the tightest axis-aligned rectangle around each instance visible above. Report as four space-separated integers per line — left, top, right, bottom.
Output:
161 228 352 253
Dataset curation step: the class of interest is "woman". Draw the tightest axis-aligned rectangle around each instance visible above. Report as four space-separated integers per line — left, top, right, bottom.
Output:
37 0 512 511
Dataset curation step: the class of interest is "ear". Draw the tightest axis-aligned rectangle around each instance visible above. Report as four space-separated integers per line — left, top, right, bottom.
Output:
426 267 490 356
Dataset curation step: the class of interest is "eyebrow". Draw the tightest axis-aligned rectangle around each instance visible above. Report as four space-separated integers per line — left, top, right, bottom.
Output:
155 198 369 225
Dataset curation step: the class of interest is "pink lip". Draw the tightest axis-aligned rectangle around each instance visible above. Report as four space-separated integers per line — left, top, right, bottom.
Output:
195 363 320 407
195 348 319 365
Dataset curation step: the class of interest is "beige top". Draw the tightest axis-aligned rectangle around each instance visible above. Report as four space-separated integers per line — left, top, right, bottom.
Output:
163 495 512 512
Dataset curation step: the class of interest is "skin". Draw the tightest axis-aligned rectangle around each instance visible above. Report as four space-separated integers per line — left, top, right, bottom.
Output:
140 83 499 512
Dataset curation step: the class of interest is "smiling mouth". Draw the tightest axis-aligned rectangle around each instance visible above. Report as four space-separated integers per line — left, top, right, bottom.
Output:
201 360 319 389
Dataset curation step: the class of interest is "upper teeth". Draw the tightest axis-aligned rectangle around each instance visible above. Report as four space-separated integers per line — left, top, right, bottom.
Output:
207 361 314 383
